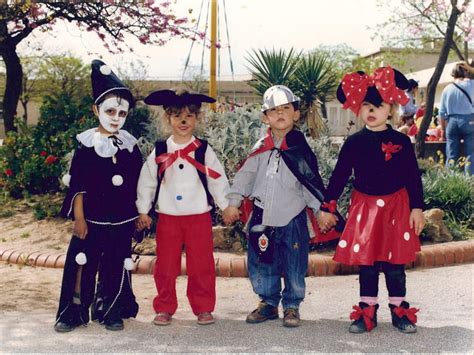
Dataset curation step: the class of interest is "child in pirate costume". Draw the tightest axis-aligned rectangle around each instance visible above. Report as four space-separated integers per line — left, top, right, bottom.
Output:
226 85 344 328
319 66 425 334
54 60 142 332
135 88 235 326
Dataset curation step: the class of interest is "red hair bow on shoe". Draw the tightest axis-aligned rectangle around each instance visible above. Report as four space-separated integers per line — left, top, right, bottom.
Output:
381 141 402 161
341 66 409 115
350 305 376 332
393 306 419 324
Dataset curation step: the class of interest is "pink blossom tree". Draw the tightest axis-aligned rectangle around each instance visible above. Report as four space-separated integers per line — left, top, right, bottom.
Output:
0 1 192 133
376 0 472 157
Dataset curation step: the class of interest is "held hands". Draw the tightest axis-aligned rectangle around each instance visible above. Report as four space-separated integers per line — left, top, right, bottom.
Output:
223 206 240 225
136 214 152 231
410 208 425 236
317 211 338 234
73 218 88 240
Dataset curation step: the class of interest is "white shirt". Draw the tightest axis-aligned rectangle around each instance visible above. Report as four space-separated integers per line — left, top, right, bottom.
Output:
136 136 230 215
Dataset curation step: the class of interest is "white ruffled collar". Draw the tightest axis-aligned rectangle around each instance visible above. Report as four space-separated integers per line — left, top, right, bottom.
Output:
76 128 138 158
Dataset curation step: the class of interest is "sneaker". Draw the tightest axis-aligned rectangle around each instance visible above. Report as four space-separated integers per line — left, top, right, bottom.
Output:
283 308 300 327
246 301 279 324
153 312 172 326
197 312 216 325
104 318 124 331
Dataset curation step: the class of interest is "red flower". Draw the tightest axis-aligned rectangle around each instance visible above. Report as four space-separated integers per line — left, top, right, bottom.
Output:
45 155 58 165
5 169 13 176
40 151 47 157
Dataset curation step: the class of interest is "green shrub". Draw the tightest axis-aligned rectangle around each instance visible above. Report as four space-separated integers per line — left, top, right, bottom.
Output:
422 168 474 224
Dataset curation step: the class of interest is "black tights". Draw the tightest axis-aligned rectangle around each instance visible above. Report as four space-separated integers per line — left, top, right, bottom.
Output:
359 262 406 297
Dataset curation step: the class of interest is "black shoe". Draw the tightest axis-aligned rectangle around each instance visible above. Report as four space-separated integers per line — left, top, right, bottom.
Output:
389 301 418 334
349 302 379 334
246 301 279 324
54 321 77 333
283 308 300 327
105 318 124 331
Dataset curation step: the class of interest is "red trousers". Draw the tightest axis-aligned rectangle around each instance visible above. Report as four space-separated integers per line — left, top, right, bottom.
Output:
153 212 216 315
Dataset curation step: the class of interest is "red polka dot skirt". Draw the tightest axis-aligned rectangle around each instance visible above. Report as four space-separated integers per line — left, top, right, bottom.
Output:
333 188 421 266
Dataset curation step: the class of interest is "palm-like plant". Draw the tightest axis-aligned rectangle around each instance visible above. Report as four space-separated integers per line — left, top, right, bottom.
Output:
246 48 338 137
292 53 338 137
245 48 301 96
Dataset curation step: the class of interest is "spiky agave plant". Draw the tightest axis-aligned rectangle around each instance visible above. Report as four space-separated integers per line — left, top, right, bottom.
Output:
293 53 338 137
245 48 301 95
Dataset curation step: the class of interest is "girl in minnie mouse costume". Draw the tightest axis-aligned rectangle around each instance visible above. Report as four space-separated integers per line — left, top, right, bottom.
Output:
319 66 425 334
54 60 142 332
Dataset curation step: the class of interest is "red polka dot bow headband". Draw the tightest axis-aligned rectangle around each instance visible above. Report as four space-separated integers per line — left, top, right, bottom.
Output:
340 66 409 115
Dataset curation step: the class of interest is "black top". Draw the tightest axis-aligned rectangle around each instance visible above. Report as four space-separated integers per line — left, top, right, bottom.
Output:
322 125 424 210
60 144 143 224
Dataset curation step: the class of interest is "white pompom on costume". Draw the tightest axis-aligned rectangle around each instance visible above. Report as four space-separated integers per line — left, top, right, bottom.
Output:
99 65 112 75
124 258 134 271
75 252 87 265
62 174 71 187
112 174 123 186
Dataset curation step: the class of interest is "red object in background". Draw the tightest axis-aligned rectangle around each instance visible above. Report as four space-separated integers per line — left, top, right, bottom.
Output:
5 168 13 176
414 107 425 119
407 124 418 137
45 155 58 165
40 151 47 157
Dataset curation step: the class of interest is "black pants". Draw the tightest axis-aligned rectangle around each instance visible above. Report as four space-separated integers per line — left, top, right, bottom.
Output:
56 222 137 324
359 262 406 297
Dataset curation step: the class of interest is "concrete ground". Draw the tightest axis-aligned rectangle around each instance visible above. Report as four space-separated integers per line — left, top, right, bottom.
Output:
0 263 473 353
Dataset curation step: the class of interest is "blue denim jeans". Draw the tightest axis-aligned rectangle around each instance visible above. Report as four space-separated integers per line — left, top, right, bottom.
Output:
247 209 309 310
445 114 474 175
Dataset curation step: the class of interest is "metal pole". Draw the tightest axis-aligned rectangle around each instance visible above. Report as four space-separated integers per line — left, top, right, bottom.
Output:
209 0 217 110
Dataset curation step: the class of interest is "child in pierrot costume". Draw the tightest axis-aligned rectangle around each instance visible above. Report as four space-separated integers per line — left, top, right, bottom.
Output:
319 66 426 334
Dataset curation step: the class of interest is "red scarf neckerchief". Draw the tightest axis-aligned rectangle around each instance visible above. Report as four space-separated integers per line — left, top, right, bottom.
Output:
249 128 289 158
155 139 221 179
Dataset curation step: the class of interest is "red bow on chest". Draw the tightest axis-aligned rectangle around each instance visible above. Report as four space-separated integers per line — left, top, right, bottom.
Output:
155 140 221 179
381 141 402 161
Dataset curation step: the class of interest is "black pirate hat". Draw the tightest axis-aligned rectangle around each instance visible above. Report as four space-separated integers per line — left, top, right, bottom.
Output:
144 89 215 108
91 59 135 108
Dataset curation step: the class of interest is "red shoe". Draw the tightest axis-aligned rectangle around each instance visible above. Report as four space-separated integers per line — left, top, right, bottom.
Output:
153 312 172 326
197 312 215 325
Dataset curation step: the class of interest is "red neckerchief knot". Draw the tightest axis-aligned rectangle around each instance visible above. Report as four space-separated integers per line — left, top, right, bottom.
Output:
322 200 337 213
350 305 377 332
393 305 419 324
155 139 221 179
381 141 402 161
249 128 288 158
341 66 409 115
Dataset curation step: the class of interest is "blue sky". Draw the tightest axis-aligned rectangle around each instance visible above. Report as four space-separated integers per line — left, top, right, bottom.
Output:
19 0 391 80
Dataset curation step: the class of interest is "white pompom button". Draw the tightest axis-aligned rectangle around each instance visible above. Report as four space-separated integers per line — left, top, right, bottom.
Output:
124 258 134 271
100 65 112 75
112 175 123 186
62 174 71 187
338 240 347 248
75 252 87 265
376 199 385 207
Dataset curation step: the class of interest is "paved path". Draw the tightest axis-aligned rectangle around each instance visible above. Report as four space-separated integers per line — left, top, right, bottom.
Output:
0 263 472 353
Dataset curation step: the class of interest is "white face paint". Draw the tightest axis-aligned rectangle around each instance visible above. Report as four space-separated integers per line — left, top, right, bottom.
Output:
98 97 130 133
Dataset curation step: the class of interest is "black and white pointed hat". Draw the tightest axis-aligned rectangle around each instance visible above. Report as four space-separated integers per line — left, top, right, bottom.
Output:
91 59 135 108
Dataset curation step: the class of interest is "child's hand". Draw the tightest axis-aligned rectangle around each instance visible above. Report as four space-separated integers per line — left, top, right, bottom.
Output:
73 218 88 240
409 208 425 236
223 206 240 225
318 211 338 233
136 214 152 231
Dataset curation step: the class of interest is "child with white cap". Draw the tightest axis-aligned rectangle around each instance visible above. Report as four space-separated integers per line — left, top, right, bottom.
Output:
226 85 341 327
54 60 142 333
